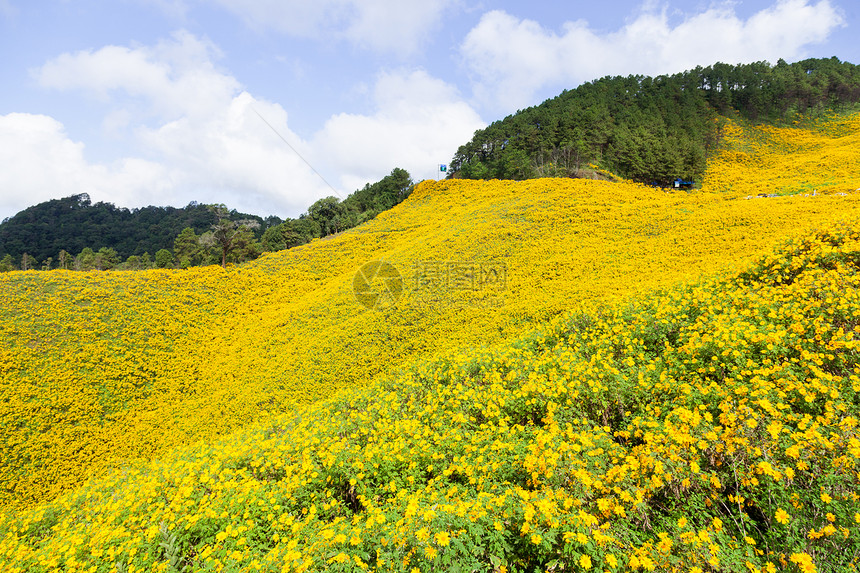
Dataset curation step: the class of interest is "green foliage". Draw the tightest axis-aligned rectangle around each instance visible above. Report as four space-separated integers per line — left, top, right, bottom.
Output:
0 194 277 264
158 522 189 573
307 196 351 237
124 255 142 270
173 227 205 269
1 169 416 268
261 219 314 251
201 206 262 268
75 247 96 271
342 167 413 215
262 168 414 253
96 247 120 270
0 254 15 272
451 57 860 184
57 250 71 270
19 253 36 271
155 249 174 269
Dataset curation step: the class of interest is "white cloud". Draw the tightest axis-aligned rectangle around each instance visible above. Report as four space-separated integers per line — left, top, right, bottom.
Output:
23 31 336 218
3 32 483 221
0 113 168 219
313 69 485 190
208 0 458 55
461 0 845 114
36 31 238 121
138 91 334 213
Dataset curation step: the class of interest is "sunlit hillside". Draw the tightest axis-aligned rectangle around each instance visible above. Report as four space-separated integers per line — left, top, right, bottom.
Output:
0 112 859 572
2 114 860 510
3 223 857 573
704 112 860 197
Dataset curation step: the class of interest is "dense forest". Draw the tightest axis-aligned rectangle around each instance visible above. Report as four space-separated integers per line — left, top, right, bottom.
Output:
0 168 414 271
0 195 278 264
450 57 860 184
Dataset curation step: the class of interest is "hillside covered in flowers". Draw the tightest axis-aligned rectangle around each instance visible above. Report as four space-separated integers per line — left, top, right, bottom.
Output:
0 111 858 572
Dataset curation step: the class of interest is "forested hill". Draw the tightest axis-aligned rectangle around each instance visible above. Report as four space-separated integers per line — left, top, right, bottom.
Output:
0 194 280 264
450 57 860 184
0 168 415 270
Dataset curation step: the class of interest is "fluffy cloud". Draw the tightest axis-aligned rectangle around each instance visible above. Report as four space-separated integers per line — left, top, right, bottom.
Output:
21 31 336 218
0 113 168 219
209 0 458 55
461 0 845 114
313 69 485 191
2 31 483 221
137 91 334 214
36 31 239 121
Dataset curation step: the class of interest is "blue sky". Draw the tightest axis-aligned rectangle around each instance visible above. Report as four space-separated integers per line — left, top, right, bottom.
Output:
1 0 857 221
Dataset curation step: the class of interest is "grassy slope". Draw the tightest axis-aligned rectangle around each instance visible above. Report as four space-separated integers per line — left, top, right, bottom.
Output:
3 224 857 573
0 113 858 571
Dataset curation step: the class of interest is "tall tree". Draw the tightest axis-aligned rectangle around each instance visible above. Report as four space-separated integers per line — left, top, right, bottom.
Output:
125 255 141 270
0 195 274 263
57 250 71 270
95 247 120 270
154 249 174 269
307 197 350 237
75 248 96 271
173 227 204 268
450 58 860 184
0 254 15 272
20 253 35 271
203 206 261 267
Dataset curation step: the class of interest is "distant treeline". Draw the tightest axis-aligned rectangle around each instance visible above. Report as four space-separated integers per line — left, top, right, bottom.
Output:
0 168 413 271
0 195 279 264
450 57 860 185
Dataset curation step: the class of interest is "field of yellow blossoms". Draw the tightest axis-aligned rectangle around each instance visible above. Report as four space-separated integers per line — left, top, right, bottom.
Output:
0 112 858 572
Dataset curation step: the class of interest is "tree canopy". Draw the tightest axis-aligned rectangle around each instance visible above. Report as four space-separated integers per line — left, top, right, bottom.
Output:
0 168 414 271
262 167 414 249
450 57 860 185
0 194 277 264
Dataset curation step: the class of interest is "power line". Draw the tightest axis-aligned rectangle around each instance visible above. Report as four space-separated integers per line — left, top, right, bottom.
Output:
251 107 343 199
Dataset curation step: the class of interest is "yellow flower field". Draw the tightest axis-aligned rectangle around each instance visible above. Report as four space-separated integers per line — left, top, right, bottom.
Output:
0 111 858 572
704 111 860 197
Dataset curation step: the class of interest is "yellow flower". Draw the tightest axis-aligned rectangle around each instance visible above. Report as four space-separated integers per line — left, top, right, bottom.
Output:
775 508 790 524
790 552 817 573
579 554 592 570
434 532 450 546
